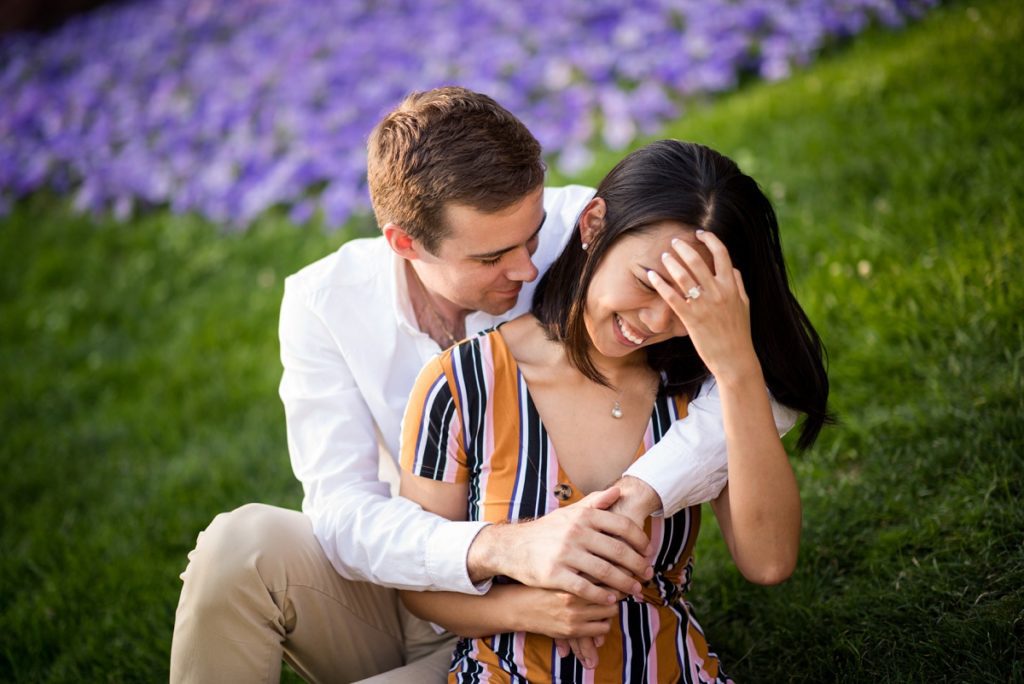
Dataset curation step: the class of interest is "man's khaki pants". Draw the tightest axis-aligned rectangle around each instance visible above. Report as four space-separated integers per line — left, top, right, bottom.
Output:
170 504 456 683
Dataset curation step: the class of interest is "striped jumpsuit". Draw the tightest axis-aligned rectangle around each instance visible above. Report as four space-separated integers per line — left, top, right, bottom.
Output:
401 329 733 684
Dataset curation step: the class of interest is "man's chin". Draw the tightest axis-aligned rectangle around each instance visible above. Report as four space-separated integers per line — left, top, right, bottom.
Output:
478 295 519 316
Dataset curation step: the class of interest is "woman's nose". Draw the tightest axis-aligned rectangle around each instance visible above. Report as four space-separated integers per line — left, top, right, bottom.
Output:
643 298 674 334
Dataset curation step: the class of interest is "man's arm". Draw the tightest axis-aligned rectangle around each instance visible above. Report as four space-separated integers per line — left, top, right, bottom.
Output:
618 379 798 521
398 470 621 639
464 487 654 604
398 350 653 603
279 278 489 593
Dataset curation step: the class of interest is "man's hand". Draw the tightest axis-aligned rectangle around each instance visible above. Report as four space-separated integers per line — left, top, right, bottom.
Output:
553 477 663 670
467 486 653 604
607 475 663 530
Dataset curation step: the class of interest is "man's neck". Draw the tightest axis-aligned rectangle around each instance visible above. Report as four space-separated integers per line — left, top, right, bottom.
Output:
405 261 468 347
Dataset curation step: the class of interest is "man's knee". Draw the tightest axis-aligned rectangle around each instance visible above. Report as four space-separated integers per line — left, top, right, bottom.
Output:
183 504 314 602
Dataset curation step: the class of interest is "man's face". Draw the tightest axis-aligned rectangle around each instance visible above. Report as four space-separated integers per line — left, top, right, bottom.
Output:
415 186 546 316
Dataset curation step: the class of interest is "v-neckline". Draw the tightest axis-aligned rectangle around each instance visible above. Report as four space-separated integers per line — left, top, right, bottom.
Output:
493 328 658 504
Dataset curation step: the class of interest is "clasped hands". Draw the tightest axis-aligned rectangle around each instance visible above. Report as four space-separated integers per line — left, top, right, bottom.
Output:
469 478 660 670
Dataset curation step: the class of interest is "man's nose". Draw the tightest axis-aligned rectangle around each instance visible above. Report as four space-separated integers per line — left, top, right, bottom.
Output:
506 247 539 282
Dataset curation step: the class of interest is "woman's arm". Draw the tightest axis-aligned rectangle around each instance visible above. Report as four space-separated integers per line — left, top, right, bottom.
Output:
649 230 801 584
400 582 618 640
398 471 619 638
708 367 801 584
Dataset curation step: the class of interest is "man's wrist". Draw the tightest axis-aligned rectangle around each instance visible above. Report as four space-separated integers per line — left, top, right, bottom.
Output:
612 475 663 522
466 522 505 583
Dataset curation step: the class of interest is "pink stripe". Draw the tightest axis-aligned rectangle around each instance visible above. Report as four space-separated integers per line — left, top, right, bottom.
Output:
649 515 665 565
546 433 560 512
474 335 495 510
646 605 661 683
582 665 596 684
685 626 708 682
513 631 528 680
479 335 496 460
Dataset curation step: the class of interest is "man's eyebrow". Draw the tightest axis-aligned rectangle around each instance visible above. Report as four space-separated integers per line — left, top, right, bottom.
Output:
468 211 547 260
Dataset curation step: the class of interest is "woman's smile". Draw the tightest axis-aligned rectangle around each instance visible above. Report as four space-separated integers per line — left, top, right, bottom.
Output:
614 314 648 346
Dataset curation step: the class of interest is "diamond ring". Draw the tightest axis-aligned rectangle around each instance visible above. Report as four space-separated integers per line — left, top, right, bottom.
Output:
686 286 703 300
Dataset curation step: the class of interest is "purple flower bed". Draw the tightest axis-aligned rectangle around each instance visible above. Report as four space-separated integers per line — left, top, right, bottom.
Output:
0 0 938 229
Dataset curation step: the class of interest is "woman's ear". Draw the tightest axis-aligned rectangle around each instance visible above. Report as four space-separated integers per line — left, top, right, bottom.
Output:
578 197 606 248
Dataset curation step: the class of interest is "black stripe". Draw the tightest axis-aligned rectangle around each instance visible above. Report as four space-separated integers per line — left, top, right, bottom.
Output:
651 394 674 442
518 388 548 520
457 339 487 520
456 339 484 465
659 509 692 573
548 631 585 683
671 603 694 684
624 599 650 682
492 632 525 680
640 602 654 681
452 636 483 684
417 379 456 480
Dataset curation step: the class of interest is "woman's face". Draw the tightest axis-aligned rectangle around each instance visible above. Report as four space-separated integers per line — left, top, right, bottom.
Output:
583 221 710 360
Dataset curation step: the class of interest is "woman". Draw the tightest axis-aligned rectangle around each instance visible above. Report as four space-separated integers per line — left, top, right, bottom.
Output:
398 140 829 683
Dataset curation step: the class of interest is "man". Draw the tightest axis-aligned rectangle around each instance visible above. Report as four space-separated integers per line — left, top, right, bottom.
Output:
170 87 750 682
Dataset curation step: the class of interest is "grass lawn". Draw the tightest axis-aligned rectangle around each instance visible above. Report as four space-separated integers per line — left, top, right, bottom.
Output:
2 0 1022 680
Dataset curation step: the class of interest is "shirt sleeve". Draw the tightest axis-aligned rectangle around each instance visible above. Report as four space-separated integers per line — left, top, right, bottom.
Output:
279 279 489 593
399 355 470 485
622 379 800 517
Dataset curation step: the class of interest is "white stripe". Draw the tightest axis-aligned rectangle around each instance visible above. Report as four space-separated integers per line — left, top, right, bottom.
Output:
509 372 531 521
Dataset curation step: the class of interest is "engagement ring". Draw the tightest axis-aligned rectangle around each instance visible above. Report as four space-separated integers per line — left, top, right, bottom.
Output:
686 286 703 300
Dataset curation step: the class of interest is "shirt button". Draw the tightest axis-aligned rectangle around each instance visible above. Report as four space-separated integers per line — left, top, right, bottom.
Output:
553 483 573 501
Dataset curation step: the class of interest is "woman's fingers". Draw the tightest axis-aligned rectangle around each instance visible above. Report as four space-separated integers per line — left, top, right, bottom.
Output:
695 230 736 286
733 267 749 304
569 637 601 670
647 270 690 320
660 249 701 298
670 237 715 288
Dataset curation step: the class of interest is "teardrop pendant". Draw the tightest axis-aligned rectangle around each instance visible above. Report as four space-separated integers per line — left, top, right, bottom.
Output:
611 401 623 419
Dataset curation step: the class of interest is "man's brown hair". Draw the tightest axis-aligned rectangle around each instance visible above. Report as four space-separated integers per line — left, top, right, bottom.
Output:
367 86 546 253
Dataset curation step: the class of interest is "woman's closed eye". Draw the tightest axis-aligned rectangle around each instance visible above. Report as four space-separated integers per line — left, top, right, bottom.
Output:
635 271 657 292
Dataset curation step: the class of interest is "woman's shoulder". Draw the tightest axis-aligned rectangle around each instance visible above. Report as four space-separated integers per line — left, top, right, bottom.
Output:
434 326 513 386
492 313 563 370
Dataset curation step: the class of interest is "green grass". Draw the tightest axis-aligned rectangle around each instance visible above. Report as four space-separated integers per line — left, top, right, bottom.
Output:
2 0 1022 680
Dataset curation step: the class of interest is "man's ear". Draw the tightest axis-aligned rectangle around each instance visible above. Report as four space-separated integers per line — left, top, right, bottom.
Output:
383 223 420 260
578 197 606 247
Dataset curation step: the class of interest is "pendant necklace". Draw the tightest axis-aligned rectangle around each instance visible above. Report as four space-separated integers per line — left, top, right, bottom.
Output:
611 392 624 419
609 372 659 419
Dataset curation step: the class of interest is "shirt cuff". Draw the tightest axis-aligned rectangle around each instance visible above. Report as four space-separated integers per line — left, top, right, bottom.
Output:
624 454 725 518
425 519 494 595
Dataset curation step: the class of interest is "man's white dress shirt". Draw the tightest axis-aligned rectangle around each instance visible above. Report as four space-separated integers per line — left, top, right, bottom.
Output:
279 185 796 595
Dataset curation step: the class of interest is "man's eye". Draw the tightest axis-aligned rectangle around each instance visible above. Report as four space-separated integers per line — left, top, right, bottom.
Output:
480 256 502 266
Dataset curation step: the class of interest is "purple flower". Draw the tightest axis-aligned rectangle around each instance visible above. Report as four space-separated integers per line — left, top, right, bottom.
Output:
0 0 940 227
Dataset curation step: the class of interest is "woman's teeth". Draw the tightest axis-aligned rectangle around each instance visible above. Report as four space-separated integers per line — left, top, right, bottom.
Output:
616 314 645 345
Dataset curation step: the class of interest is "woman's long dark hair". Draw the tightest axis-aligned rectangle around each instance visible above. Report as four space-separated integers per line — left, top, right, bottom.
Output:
532 140 831 450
